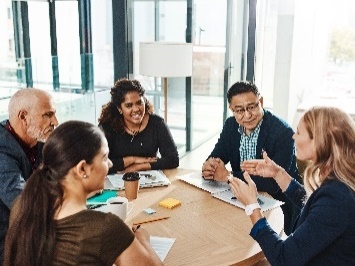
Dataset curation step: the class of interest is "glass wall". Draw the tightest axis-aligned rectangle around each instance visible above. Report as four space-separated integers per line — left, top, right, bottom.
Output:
129 0 229 153
0 0 247 156
0 0 17 88
255 0 355 126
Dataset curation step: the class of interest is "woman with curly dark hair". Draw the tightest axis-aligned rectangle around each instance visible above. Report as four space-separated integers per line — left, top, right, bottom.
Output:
98 78 179 173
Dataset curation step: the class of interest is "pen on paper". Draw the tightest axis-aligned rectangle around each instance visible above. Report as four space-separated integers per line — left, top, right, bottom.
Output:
133 216 170 225
257 198 264 205
230 197 264 206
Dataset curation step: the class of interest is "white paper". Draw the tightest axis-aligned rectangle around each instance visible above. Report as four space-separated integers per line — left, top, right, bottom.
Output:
150 236 176 261
178 172 230 193
178 172 284 212
212 189 284 212
107 170 170 190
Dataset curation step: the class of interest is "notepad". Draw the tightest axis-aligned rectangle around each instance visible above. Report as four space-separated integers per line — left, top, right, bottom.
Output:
159 198 181 209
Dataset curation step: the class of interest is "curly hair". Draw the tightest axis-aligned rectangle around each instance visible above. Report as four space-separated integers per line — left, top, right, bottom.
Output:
302 106 355 193
98 78 154 133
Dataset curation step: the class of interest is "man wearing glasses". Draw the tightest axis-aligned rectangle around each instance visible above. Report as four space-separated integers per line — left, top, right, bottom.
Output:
201 81 300 235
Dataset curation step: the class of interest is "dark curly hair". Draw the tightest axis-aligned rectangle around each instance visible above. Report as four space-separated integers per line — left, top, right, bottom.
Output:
98 78 154 133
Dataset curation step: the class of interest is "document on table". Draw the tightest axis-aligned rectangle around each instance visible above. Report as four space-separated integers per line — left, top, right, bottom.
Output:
105 170 170 190
178 171 284 211
150 236 176 261
178 171 230 193
212 189 284 212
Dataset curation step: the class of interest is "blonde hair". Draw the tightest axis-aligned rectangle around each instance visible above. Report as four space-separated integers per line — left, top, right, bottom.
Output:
302 107 355 193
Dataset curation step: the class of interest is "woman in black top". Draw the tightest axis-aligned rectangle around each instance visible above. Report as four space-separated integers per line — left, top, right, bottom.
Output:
98 78 179 173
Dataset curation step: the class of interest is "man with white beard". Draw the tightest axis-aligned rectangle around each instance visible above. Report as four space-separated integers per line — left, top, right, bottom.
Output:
0 88 58 264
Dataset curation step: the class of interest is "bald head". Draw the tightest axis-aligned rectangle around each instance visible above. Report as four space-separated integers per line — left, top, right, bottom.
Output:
8 88 58 146
8 88 52 122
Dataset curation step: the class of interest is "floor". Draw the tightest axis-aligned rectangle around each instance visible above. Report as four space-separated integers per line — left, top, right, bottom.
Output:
179 134 219 171
179 135 271 266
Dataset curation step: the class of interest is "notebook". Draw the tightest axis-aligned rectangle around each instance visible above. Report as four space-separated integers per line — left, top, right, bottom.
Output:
105 170 171 190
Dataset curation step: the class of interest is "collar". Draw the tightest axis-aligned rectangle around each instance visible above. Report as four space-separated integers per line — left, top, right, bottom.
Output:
238 118 264 136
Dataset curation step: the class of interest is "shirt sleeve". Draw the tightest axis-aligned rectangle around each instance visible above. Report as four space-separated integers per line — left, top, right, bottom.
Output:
0 152 26 208
99 213 135 265
149 118 179 170
99 124 125 173
251 184 352 266
284 178 306 210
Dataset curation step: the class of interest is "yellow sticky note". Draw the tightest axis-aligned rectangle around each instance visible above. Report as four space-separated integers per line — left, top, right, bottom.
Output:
159 198 181 209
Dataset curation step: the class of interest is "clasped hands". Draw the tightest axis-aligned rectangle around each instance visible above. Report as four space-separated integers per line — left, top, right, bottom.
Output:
201 157 230 182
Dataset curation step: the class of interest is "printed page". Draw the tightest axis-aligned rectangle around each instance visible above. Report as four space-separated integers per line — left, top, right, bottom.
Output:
178 171 230 193
107 170 170 189
212 189 284 212
150 236 176 261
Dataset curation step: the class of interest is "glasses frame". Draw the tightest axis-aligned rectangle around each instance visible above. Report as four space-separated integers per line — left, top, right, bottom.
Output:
230 100 260 117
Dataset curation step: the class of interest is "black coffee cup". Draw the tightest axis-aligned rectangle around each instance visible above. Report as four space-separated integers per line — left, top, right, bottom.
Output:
122 172 140 199
122 172 140 181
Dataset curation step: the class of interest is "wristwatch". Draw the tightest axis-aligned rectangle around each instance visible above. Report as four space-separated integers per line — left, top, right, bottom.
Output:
245 203 261 215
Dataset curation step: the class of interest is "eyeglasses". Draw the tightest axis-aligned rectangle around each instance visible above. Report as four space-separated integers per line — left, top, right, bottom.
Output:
230 101 260 117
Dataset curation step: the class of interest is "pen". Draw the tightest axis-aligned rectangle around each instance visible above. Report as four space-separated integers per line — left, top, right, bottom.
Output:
230 197 264 205
257 198 264 205
133 224 141 232
88 204 106 209
133 216 170 225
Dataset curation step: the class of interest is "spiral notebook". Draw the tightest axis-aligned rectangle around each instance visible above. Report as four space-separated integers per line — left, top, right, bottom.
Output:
105 170 170 190
178 171 284 212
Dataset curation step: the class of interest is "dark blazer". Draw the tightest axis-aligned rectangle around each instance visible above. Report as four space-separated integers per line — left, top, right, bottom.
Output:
0 120 44 264
207 110 300 234
253 179 355 265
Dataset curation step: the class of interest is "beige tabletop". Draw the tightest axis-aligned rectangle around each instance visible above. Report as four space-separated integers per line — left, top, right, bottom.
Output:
121 168 284 266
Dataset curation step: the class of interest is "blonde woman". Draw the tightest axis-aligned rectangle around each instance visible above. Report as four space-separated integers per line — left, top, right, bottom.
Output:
231 107 355 265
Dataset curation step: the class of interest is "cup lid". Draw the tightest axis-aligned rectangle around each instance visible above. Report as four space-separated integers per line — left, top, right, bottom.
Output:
122 172 140 181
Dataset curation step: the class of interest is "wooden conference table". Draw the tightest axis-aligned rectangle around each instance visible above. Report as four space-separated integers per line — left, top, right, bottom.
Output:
120 168 284 266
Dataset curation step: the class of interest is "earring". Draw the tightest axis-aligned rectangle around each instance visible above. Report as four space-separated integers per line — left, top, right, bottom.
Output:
83 174 87 178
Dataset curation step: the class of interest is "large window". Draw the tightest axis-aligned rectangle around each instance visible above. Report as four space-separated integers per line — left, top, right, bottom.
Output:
255 0 355 126
0 0 17 87
129 0 230 153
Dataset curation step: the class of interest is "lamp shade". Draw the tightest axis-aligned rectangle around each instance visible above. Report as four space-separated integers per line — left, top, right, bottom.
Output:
139 42 193 77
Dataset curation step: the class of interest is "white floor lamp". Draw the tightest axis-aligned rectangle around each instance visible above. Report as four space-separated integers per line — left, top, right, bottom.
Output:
139 42 193 123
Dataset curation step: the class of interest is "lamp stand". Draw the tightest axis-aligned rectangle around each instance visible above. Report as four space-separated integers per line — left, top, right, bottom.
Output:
163 77 168 122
